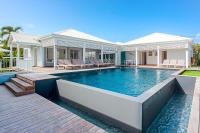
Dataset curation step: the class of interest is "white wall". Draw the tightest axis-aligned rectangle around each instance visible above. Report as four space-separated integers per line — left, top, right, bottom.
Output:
167 49 185 61
37 47 44 67
146 51 157 65
57 79 142 130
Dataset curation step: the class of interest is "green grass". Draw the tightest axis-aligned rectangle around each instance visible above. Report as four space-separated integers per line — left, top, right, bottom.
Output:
0 68 13 73
181 70 200 77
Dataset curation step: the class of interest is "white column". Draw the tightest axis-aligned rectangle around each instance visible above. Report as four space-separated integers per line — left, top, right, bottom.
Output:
101 45 103 62
40 47 45 67
115 49 118 65
54 45 57 69
83 45 86 63
185 49 189 68
10 44 13 67
157 46 160 67
135 48 138 66
17 44 20 67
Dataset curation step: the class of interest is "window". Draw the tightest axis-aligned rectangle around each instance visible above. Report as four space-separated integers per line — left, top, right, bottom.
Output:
70 50 79 59
148 51 152 56
163 51 167 59
46 48 53 62
85 50 96 61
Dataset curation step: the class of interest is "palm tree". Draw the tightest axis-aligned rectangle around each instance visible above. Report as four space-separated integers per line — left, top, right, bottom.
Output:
0 26 22 48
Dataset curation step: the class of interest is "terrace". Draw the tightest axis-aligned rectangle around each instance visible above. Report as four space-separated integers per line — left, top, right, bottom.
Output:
0 67 199 133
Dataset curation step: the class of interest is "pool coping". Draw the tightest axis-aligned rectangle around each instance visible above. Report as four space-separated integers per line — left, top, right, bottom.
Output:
187 77 200 133
49 66 117 75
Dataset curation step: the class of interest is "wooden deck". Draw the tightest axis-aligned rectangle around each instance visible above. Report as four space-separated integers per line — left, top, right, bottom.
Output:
0 85 106 133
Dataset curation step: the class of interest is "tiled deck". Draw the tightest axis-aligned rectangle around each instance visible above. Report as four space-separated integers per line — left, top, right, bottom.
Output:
0 85 106 133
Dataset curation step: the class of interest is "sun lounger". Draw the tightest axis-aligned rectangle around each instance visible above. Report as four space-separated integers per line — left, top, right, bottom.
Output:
169 59 177 68
160 60 170 67
103 59 113 66
63 59 80 69
176 60 185 67
91 59 105 67
56 59 66 69
71 59 85 69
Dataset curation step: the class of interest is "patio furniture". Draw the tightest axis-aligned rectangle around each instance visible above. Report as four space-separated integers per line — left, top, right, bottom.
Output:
71 59 85 69
104 59 113 66
169 59 177 68
160 60 170 67
64 59 80 69
176 60 185 67
56 59 66 69
84 60 94 68
91 59 105 67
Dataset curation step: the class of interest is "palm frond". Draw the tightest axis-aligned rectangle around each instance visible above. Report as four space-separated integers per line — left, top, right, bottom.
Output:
14 26 22 32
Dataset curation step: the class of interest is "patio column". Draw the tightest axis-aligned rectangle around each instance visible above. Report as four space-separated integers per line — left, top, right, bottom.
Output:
53 45 57 70
10 44 13 68
17 44 20 67
83 45 86 63
115 48 118 65
101 45 103 62
135 48 138 66
157 46 160 67
185 49 189 68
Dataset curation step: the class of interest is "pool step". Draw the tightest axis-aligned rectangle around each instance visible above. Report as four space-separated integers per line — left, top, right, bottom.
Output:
5 82 34 97
11 78 34 91
16 74 35 86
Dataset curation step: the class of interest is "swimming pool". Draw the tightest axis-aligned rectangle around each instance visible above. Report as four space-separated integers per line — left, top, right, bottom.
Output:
146 92 192 133
60 68 175 96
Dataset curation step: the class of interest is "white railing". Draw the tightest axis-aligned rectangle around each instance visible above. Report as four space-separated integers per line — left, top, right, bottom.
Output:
0 57 17 69
17 58 32 71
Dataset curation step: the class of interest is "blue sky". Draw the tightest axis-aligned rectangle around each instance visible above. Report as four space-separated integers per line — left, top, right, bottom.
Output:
0 0 200 42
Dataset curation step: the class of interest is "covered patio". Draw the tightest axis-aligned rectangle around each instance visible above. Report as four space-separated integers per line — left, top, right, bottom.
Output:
122 33 193 68
40 29 121 69
9 29 121 71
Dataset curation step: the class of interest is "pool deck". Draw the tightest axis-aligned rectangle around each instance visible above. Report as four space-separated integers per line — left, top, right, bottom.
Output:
0 85 106 133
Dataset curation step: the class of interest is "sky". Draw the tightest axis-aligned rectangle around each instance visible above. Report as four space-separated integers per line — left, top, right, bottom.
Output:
0 0 200 43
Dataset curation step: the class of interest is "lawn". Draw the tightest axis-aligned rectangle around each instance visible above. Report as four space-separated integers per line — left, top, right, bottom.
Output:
181 70 200 77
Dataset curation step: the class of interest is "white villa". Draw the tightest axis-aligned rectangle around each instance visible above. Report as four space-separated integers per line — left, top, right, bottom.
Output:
8 29 193 71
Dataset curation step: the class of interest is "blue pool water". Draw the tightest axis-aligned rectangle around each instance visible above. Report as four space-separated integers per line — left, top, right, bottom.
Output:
146 92 193 133
60 68 175 96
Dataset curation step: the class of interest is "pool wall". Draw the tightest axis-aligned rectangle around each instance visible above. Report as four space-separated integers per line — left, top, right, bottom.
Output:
57 79 142 133
35 77 60 99
0 73 16 84
140 77 177 131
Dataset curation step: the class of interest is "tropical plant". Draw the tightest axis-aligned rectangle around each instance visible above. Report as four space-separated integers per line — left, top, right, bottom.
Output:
0 26 22 48
193 44 200 66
